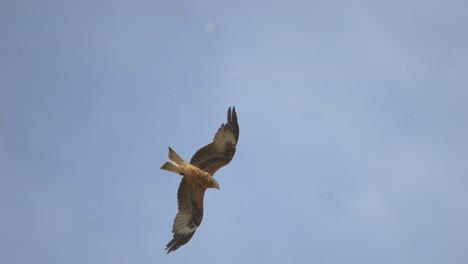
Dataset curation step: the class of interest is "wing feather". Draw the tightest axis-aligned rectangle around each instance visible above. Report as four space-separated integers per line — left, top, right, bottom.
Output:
166 177 205 253
190 107 239 175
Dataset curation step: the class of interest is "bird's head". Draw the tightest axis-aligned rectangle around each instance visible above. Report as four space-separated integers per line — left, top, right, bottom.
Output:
210 179 220 190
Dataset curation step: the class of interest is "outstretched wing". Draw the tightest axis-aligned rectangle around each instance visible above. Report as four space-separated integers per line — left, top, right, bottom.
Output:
190 107 240 175
166 177 205 253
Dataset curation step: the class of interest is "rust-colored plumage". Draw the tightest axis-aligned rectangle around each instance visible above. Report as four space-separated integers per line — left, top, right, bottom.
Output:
161 107 239 253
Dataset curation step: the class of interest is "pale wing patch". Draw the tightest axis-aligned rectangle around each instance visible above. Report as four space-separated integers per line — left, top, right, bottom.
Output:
178 225 197 234
213 128 236 151
173 212 198 234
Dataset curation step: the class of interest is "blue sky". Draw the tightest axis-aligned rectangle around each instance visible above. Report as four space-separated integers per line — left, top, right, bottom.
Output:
1 0 468 263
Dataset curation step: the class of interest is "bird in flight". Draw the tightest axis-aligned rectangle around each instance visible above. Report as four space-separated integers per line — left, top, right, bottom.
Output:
161 107 240 253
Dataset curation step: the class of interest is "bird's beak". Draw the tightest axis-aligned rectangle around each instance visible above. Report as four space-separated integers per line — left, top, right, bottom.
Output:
216 186 220 190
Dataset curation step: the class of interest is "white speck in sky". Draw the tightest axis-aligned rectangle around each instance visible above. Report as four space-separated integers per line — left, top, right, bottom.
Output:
205 21 215 33
320 192 335 200
227 71 238 77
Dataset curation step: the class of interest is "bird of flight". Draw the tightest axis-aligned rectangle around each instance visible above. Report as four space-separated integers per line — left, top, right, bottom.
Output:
161 107 240 253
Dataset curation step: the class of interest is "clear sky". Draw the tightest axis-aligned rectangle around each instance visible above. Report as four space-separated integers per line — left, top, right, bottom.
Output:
1 0 468 263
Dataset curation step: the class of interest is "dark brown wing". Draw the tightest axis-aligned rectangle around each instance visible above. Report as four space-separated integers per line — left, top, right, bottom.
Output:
166 177 205 253
190 107 239 175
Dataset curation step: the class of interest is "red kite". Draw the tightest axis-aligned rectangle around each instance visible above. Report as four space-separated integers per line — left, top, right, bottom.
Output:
161 107 239 253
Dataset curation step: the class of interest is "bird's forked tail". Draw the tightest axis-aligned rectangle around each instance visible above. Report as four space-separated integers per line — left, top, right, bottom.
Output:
160 147 187 174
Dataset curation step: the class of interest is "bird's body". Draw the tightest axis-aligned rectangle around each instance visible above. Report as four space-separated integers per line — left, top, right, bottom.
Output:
168 157 217 190
161 107 239 253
